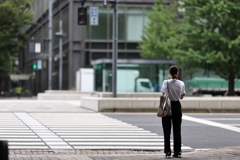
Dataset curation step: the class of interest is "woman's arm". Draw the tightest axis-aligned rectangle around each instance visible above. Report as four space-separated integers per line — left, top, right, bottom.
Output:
180 94 186 99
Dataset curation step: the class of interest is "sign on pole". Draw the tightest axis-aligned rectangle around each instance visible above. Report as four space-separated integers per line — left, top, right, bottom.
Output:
35 42 41 53
90 7 99 26
37 60 42 70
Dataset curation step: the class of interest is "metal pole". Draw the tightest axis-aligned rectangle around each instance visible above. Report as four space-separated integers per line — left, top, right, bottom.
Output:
112 0 118 97
59 20 63 90
48 0 53 90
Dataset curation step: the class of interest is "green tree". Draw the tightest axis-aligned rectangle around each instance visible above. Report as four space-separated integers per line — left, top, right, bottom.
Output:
0 0 33 74
175 0 240 95
139 0 178 59
140 0 240 96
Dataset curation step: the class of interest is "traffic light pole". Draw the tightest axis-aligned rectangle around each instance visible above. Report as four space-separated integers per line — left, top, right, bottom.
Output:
79 0 118 97
112 0 118 98
58 20 63 90
48 0 53 90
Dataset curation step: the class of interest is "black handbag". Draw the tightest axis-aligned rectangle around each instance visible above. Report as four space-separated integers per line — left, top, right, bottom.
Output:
157 80 172 117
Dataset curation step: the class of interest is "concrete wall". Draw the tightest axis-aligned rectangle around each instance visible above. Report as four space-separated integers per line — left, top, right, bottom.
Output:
81 97 240 112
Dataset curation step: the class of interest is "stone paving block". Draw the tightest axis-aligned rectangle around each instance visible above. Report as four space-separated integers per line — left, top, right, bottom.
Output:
9 146 240 160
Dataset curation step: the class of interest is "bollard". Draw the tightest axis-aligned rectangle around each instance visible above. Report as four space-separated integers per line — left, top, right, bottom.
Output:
0 141 8 160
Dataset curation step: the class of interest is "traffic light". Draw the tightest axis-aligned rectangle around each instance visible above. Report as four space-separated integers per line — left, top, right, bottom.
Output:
32 64 37 69
78 7 87 25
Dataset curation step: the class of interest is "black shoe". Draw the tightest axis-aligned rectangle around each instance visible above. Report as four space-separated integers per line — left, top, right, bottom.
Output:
165 153 171 159
172 153 182 158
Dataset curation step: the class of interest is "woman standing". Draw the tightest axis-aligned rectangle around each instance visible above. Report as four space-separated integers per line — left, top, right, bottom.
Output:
161 66 186 158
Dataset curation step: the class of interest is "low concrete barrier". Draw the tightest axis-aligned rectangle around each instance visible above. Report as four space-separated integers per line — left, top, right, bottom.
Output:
94 92 162 98
44 90 95 94
38 91 162 100
38 93 83 100
81 97 240 112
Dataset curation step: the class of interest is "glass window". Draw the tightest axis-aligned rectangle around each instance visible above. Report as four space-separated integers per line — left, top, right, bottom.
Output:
144 7 153 27
62 7 69 42
91 7 108 40
53 15 60 46
127 7 143 41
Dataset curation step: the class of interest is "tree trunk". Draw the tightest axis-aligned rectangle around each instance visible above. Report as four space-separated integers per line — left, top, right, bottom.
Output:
228 72 235 96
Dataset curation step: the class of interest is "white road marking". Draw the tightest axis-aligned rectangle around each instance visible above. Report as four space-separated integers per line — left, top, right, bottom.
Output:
0 139 41 141
57 133 158 136
61 136 163 138
54 131 151 133
228 124 240 126
14 113 74 152
64 139 166 142
50 128 143 130
9 146 49 149
69 142 170 145
73 146 193 150
203 118 240 120
195 148 211 151
183 115 240 133
0 136 38 138
9 142 46 145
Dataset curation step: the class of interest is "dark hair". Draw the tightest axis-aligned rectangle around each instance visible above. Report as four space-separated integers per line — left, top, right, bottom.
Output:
169 66 179 79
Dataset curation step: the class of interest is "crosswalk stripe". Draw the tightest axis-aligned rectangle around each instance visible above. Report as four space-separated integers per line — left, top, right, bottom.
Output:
54 131 151 133
64 139 166 142
9 142 45 145
9 146 49 149
73 146 193 150
69 142 169 145
50 128 143 130
61 136 162 138
0 136 39 138
57 133 158 135
0 139 42 141
0 133 35 135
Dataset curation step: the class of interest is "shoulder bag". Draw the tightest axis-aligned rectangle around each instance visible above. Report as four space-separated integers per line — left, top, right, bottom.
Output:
157 80 172 117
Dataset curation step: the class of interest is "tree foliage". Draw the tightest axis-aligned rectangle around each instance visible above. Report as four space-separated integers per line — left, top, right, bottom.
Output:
139 0 178 59
0 0 33 74
140 0 240 95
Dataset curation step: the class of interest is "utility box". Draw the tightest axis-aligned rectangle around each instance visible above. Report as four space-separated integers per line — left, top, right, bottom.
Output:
76 68 94 92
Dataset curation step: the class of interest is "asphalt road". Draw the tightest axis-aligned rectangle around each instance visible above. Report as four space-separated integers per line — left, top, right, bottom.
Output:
104 113 240 150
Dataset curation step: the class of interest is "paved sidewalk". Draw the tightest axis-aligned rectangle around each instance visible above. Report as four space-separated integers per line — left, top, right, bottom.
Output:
0 100 92 113
9 146 240 160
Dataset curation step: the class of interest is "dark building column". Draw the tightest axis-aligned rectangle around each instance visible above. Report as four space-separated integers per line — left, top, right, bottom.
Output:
68 0 85 89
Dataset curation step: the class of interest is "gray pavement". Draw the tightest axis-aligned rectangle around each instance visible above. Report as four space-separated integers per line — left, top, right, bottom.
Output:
8 146 240 160
0 100 92 113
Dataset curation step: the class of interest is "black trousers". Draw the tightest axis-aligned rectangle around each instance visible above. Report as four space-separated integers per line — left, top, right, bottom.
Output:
162 101 182 154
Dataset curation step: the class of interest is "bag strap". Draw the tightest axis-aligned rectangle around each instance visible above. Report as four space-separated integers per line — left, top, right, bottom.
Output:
167 80 170 98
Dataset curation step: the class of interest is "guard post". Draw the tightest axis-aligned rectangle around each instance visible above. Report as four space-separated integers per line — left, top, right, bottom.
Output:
0 141 8 160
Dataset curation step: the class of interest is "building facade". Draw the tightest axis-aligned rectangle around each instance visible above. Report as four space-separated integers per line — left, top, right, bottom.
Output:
21 0 156 94
21 0 181 94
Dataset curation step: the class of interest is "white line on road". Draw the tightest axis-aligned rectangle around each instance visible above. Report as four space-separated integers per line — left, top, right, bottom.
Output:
73 146 193 150
183 115 240 133
69 142 169 146
57 133 158 135
0 139 41 142
64 139 166 142
54 131 151 133
195 148 211 151
203 118 240 120
9 146 49 149
14 113 74 152
61 136 163 138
